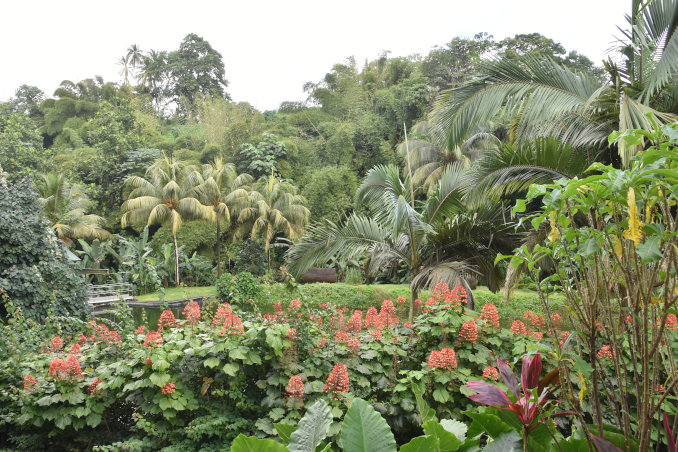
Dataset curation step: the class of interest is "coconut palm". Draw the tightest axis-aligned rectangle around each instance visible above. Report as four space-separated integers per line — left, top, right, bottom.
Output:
117 55 131 86
126 44 143 73
429 0 678 167
193 157 253 276
287 163 520 320
121 154 214 286
35 172 112 245
236 173 310 271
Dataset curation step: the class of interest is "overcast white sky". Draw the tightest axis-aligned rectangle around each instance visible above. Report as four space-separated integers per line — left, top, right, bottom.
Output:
1 0 629 111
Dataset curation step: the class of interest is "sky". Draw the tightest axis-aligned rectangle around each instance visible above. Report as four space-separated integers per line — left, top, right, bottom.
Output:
1 0 630 111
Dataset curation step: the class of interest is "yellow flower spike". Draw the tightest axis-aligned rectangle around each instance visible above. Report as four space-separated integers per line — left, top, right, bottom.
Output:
578 372 587 405
548 210 560 243
612 236 622 258
623 187 643 246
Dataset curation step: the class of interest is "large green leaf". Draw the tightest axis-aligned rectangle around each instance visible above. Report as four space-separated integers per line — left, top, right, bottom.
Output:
399 435 440 452
230 434 289 452
483 431 521 452
339 398 397 452
274 423 296 445
440 419 467 442
288 400 332 452
463 411 514 439
423 420 462 452
411 379 437 424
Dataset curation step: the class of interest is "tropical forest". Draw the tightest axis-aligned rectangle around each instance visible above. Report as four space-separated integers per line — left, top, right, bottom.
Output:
1 1 678 451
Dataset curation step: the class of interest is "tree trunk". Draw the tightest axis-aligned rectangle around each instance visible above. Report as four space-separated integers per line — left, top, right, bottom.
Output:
216 218 222 277
409 285 418 322
173 231 180 287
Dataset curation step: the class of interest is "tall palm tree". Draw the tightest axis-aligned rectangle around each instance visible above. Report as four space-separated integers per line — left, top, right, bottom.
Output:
35 173 112 245
193 157 253 276
117 55 131 86
121 154 214 286
237 173 310 271
429 0 678 166
127 44 143 73
287 164 519 320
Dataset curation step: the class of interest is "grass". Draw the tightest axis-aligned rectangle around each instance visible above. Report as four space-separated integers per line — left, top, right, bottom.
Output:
135 286 217 302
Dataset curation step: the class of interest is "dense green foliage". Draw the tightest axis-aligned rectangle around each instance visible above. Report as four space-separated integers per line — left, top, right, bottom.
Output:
0 177 88 320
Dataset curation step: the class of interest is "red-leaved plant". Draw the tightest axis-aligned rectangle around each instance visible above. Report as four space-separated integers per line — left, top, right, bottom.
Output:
462 353 572 448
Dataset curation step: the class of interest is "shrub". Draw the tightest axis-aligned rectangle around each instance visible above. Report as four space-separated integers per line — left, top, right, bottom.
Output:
216 272 263 305
0 177 88 321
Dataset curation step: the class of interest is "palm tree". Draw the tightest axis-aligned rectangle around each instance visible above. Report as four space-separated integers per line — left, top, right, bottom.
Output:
429 0 678 166
398 120 501 194
121 154 214 286
127 44 143 73
287 164 519 320
193 157 253 276
117 55 131 86
236 173 310 271
35 173 112 245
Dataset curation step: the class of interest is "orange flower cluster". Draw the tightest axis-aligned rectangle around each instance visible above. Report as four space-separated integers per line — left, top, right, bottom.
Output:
49 356 83 381
369 329 382 341
289 299 301 311
23 375 39 392
219 313 244 335
143 330 163 347
50 336 63 352
531 332 543 342
335 331 349 343
404 321 413 328
161 382 176 395
550 313 562 327
597 345 613 359
146 357 152 367
347 310 363 333
347 338 360 354
414 299 423 311
510 320 528 336
425 283 468 312
262 313 277 323
530 315 546 329
273 302 283 315
89 321 121 343
397 296 406 305
365 307 381 329
183 301 201 322
69 344 81 355
287 328 297 340
286 375 304 404
479 303 500 328
77 335 87 346
212 304 233 326
158 310 176 329
482 366 499 381
666 313 677 330
317 337 327 349
427 347 458 370
379 300 399 327
458 320 478 344
87 378 103 395
136 325 146 335
323 363 349 396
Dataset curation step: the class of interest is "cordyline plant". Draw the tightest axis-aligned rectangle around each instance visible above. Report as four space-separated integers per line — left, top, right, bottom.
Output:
463 353 571 451
500 121 678 451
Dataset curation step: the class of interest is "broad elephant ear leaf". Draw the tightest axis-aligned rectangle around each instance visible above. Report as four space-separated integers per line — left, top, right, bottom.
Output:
230 434 289 452
339 398 396 452
288 399 332 452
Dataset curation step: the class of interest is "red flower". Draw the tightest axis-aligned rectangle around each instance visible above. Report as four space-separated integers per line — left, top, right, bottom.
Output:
666 313 677 329
317 337 327 349
77 335 87 346
323 363 349 396
347 338 360 354
347 310 363 333
88 378 103 395
289 299 301 311
550 313 562 327
480 303 500 328
65 355 83 380
146 357 152 367
135 325 146 335
23 375 39 392
158 309 176 328
369 329 382 341
531 315 546 330
183 301 201 322
458 320 478 344
414 299 423 311
50 336 63 352
48 358 66 379
263 313 277 323
530 332 543 342
219 313 244 335
510 320 528 336
143 330 163 348
523 311 534 321
365 307 382 329
397 296 406 305
379 300 399 327
69 343 81 355
273 302 283 314
286 375 304 404
597 345 613 359
287 328 297 341
482 366 499 381
335 331 349 343
404 321 413 328
161 382 176 395
427 347 458 370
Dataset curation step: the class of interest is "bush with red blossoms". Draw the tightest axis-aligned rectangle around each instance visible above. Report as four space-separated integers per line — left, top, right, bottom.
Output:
285 375 304 408
458 320 478 344
50 336 63 352
510 320 528 336
347 310 363 333
482 366 499 381
364 307 382 329
69 343 81 355
530 314 546 329
160 382 176 395
480 303 500 328
287 328 297 340
427 347 458 370
379 300 399 327
158 309 176 329
88 378 103 395
323 363 349 396
597 344 614 359
143 330 163 347
23 375 39 392
183 301 201 322
347 338 360 354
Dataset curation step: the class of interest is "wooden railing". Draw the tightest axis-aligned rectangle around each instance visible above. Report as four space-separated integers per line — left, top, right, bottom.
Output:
87 282 135 306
